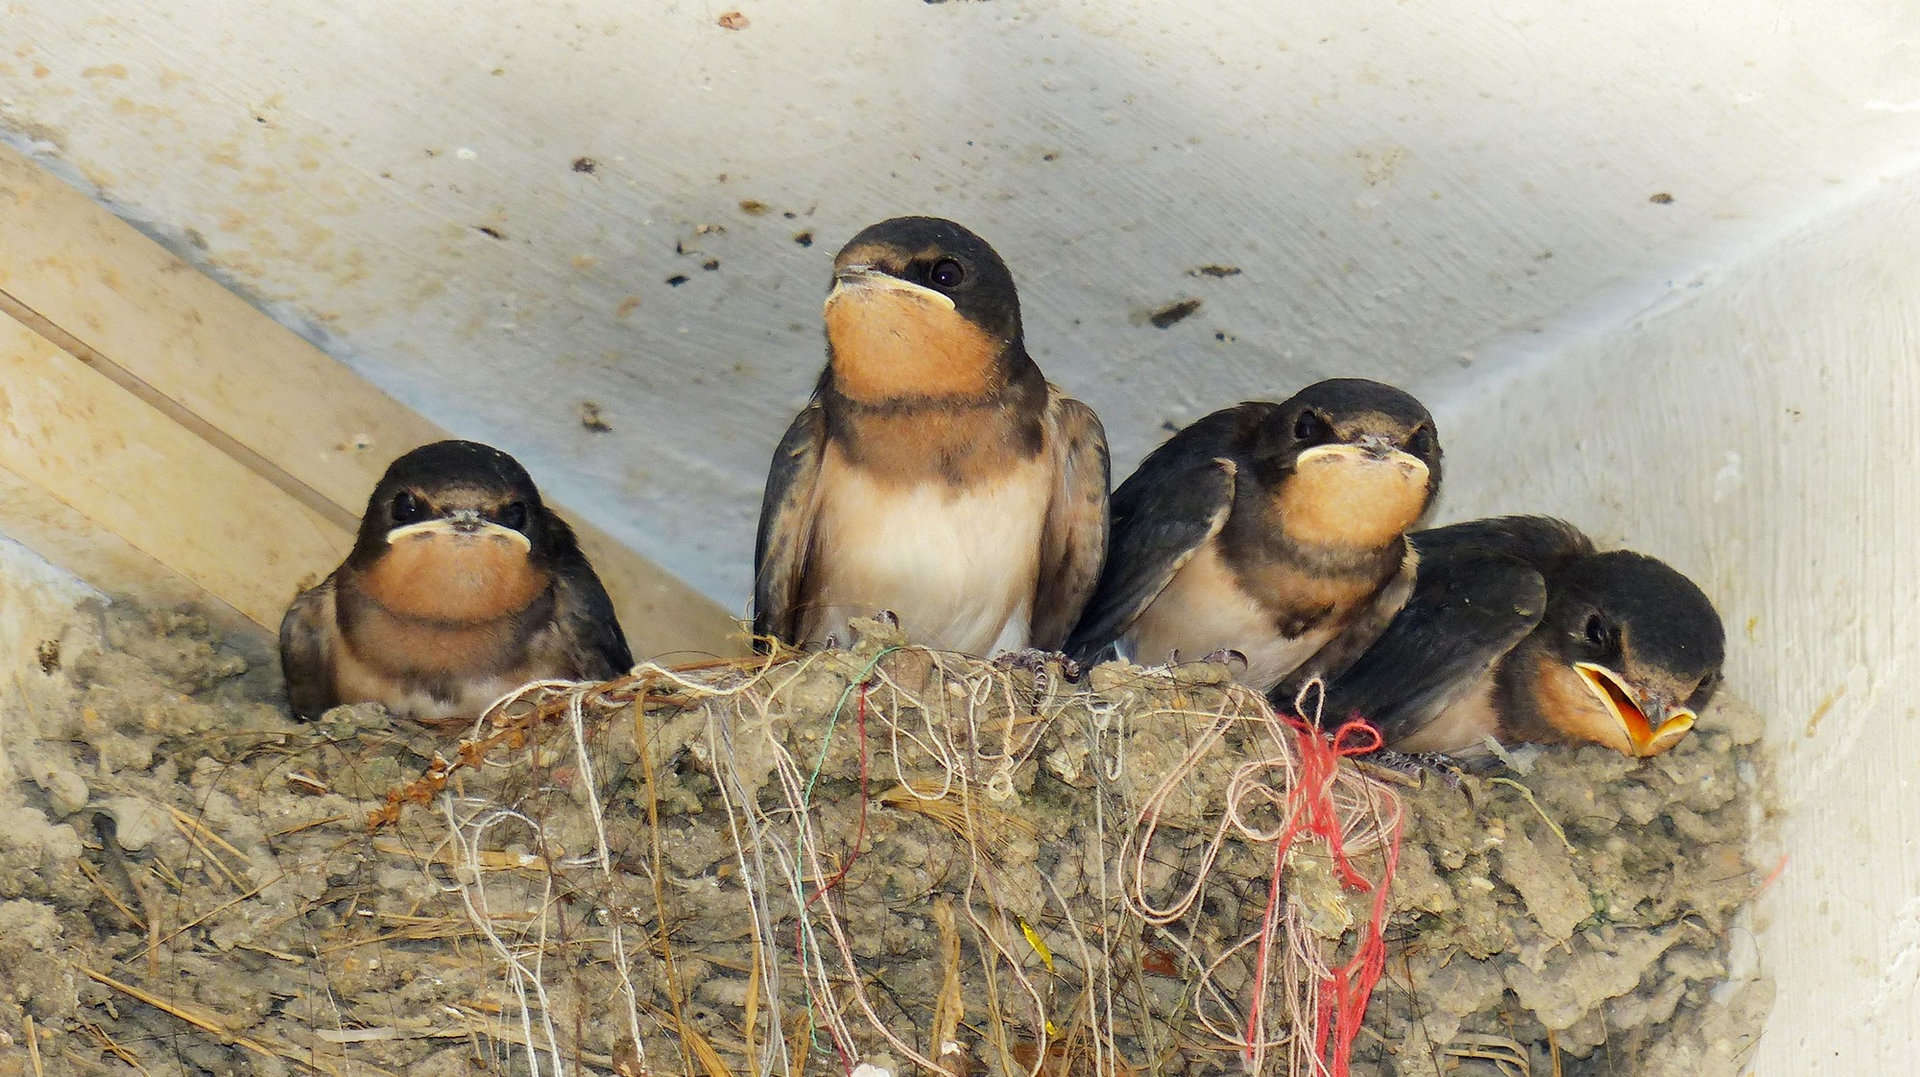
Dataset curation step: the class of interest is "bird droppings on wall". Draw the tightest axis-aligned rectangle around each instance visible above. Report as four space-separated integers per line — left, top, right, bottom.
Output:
580 401 614 432
1146 299 1202 329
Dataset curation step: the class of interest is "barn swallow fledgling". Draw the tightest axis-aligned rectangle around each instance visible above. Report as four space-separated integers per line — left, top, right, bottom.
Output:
1066 379 1441 692
754 216 1110 655
280 440 633 722
1314 515 1725 759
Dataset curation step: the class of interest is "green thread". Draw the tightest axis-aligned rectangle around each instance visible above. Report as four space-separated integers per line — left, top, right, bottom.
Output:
794 645 900 1052
802 647 900 806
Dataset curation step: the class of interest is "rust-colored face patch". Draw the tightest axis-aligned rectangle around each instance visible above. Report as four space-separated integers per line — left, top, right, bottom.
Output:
1531 653 1636 755
360 531 550 625
1273 446 1430 550
824 273 1002 404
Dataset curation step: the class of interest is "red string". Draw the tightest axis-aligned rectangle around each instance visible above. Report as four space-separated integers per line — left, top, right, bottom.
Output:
1313 802 1401 1073
808 681 874 905
1293 717 1381 889
1244 713 1401 1076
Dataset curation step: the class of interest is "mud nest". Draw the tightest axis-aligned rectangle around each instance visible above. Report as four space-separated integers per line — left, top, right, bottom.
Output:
0 605 1771 1075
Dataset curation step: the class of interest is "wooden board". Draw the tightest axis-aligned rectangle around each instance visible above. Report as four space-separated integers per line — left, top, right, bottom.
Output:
0 314 348 629
0 144 739 656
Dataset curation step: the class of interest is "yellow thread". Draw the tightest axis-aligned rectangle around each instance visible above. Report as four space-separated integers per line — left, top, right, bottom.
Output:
1019 918 1055 973
1488 776 1575 855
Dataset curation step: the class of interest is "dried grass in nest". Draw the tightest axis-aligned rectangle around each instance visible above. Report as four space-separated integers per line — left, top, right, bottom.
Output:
364 618 1405 1077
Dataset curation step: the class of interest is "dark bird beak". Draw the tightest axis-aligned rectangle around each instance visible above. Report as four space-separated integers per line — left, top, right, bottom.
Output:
1355 434 1398 460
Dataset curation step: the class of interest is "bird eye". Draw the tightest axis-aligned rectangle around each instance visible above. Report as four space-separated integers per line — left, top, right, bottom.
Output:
1407 425 1435 458
498 501 529 533
929 259 965 289
1293 410 1332 445
390 491 425 525
1582 612 1615 651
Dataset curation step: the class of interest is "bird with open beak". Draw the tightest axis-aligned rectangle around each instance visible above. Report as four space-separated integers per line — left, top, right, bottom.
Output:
1315 515 1725 760
1067 379 1441 692
279 440 632 722
753 216 1110 656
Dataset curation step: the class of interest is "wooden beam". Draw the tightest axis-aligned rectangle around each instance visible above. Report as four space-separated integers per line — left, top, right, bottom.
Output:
0 460 260 635
0 314 348 629
0 143 740 656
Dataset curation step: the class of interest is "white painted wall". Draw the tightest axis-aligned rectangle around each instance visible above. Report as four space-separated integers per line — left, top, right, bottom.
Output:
3 0 1919 1068
7 0 1919 606
1429 168 1920 1073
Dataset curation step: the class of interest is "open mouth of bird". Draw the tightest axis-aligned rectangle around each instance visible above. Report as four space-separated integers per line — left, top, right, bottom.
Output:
1574 661 1695 757
385 514 531 553
825 265 956 313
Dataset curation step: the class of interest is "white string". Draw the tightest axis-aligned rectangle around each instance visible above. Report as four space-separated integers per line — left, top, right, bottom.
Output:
421 648 1399 1077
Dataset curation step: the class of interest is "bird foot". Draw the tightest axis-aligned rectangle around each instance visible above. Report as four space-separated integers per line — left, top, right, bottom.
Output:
1362 749 1466 789
1199 647 1248 670
992 648 1084 681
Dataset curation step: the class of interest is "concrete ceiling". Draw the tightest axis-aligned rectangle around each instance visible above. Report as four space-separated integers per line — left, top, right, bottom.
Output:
4 0 1917 610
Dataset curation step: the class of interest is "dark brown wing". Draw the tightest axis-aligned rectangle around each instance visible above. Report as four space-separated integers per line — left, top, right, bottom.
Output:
1304 531 1548 745
752 402 828 649
278 574 341 721
542 510 634 678
1029 390 1111 650
1064 443 1238 665
1417 515 1594 571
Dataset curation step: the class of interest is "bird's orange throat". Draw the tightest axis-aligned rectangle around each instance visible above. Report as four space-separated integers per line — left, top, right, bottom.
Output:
1274 447 1431 551
824 287 1005 405
359 533 550 624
